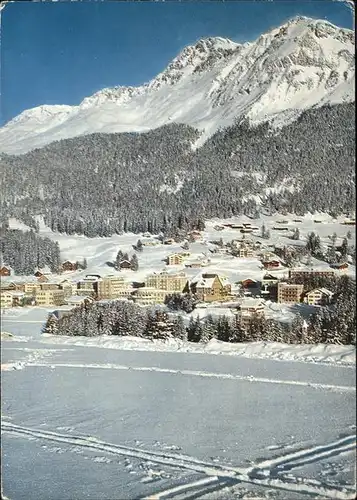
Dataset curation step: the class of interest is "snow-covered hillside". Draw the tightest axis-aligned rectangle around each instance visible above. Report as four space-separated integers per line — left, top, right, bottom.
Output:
0 16 354 155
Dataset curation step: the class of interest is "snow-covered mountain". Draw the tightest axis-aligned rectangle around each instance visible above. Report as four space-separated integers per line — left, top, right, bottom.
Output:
0 16 354 155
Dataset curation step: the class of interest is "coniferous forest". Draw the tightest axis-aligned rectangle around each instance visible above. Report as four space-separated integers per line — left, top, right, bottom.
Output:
1 227 61 275
0 103 355 237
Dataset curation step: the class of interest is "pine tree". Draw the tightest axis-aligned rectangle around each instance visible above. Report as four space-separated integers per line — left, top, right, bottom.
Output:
290 314 307 343
130 254 139 271
340 238 348 260
136 239 143 252
115 250 124 270
326 246 337 264
261 224 267 239
330 232 338 246
200 315 216 343
172 315 187 341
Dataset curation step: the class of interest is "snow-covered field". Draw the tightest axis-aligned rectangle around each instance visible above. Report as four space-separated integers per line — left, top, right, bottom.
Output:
1 304 356 499
1 213 356 499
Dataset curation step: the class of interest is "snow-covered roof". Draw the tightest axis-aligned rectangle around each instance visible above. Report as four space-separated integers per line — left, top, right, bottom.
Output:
191 273 230 289
240 298 265 309
197 278 215 289
79 277 100 283
50 309 74 320
65 295 92 303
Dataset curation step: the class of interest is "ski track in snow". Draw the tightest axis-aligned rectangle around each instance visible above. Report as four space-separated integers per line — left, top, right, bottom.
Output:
17 361 355 393
2 421 355 500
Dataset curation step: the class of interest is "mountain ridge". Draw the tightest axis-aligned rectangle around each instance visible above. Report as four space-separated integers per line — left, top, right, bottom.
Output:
0 15 354 155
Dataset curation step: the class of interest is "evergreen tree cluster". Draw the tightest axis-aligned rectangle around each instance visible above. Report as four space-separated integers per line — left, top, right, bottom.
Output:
44 300 186 340
114 250 139 271
164 293 198 313
0 103 354 237
308 276 356 344
45 275 356 346
1 228 61 275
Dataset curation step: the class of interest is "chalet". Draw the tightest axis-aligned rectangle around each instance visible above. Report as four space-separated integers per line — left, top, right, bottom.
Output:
163 238 175 245
231 224 244 229
276 220 289 224
342 219 356 226
61 260 78 272
189 231 202 241
304 288 334 306
240 278 258 289
34 268 53 282
331 262 349 271
293 219 302 223
272 226 289 231
0 265 11 277
37 274 51 283
262 260 281 270
185 261 204 269
190 273 231 303
119 259 132 270
240 228 253 234
277 282 304 304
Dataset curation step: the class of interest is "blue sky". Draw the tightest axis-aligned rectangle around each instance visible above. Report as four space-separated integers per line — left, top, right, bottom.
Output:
0 0 353 125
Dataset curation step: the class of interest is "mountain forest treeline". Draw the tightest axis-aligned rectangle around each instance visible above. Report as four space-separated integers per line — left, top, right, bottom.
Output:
0 103 355 237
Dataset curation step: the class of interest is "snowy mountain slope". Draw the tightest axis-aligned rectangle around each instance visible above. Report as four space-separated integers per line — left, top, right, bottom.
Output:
0 16 354 155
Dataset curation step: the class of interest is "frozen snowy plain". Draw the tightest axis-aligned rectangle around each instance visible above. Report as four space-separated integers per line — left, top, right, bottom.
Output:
1 307 356 500
1 213 356 499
